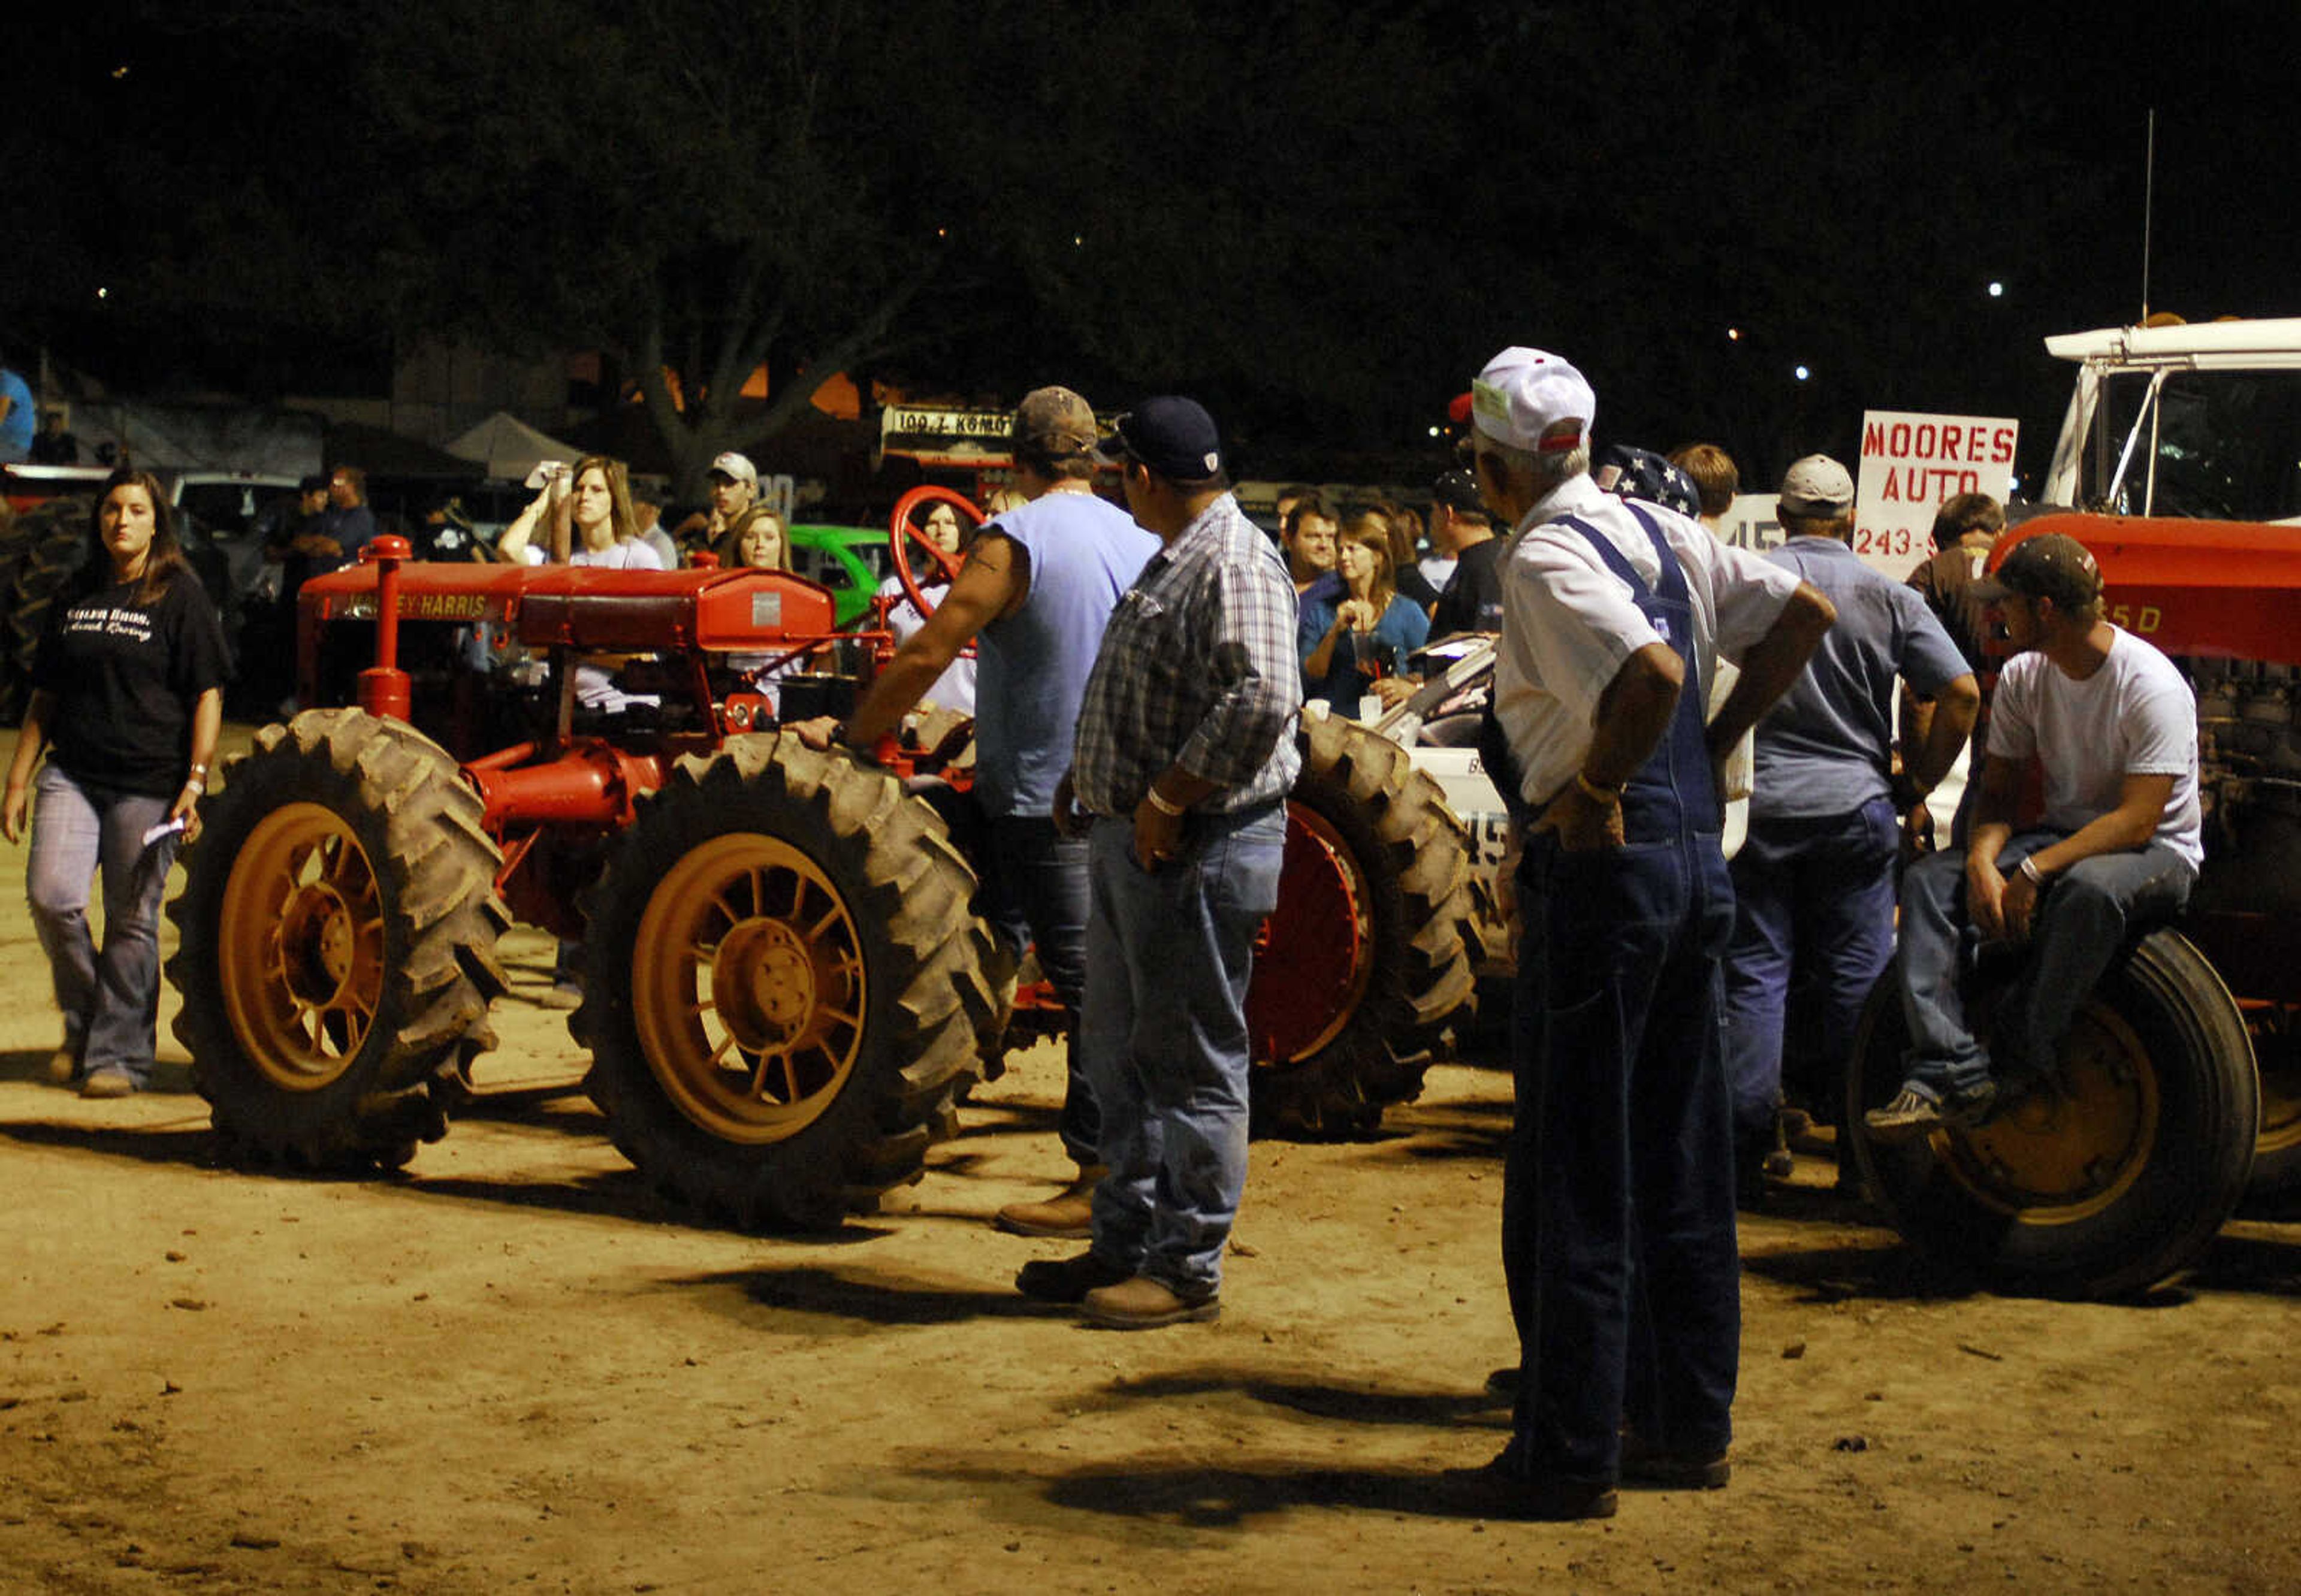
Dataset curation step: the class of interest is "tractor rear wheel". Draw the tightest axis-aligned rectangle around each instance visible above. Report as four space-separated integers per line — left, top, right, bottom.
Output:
1246 714 1480 1138
0 501 91 725
169 709 511 1168
573 734 997 1229
1843 927 2258 1298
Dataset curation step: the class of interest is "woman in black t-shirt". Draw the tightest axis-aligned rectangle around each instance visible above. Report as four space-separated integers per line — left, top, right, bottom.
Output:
2 469 228 1098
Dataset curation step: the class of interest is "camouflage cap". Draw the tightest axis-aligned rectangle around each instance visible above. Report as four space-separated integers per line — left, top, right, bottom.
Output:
1974 531 2103 610
1013 386 1098 457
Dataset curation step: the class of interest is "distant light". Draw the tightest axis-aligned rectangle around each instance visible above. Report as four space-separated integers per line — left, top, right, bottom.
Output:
96 286 108 300
1726 327 1741 341
2007 473 2021 494
1793 364 1810 382
1988 280 2005 298
1427 425 1441 438
111 65 129 79
936 226 947 238
1072 235 1084 247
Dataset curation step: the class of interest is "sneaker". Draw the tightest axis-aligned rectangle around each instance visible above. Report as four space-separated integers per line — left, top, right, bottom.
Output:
537 981 583 1011
1439 1449 1618 1521
46 1046 78 1084
995 1166 1106 1239
1862 1086 1947 1142
1014 1252 1132 1305
79 1069 137 1100
1619 1434 1731 1489
1080 1275 1221 1329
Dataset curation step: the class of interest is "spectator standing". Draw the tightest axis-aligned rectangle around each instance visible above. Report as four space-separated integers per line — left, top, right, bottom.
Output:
1279 495 1338 596
796 388 1157 1239
1020 397 1299 1329
1905 492 2006 845
1375 503 1442 612
0 346 34 464
306 466 378 572
1669 442 1741 543
632 489 680 569
2 470 228 1096
1299 512 1430 711
30 409 79 465
1866 534 2201 1139
1427 470 1503 640
499 454 665 1007
1719 456 1977 1194
870 499 976 717
1452 346 1831 1518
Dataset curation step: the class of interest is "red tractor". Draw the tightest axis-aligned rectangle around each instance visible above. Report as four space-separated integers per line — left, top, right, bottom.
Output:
1845 510 2300 1296
168 501 1480 1229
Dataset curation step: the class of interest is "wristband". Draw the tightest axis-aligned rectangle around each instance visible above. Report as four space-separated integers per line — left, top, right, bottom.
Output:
1574 770 1622 803
2018 855 2046 885
1144 784 1186 817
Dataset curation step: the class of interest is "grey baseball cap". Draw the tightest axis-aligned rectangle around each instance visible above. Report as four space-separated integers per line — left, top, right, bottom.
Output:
1777 454 1854 517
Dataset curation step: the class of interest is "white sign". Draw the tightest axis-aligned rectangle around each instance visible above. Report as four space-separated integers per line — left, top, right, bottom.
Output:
1855 410 2018 580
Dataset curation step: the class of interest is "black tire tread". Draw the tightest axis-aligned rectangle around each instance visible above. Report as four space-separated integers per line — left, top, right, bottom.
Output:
1252 713 1479 1138
573 732 995 1229
168 708 511 1169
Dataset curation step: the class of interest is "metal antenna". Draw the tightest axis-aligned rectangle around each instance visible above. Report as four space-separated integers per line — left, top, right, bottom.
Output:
2140 108 2157 321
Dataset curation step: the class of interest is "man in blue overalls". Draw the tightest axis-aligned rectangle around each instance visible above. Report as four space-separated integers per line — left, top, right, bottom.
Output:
1447 347 1835 1519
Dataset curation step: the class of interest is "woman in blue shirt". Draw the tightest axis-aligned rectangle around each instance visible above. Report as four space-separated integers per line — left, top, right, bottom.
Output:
1299 511 1429 711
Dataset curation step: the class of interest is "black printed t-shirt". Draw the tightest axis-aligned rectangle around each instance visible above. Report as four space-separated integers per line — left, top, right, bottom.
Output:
32 573 230 798
1430 536 1506 641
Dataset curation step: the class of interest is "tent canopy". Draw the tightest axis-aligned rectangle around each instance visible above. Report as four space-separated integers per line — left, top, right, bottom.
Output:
444 410 585 482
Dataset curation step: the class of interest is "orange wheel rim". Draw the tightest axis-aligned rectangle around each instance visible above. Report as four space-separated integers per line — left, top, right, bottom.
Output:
216 803 385 1091
1937 1003 2160 1223
630 834 866 1144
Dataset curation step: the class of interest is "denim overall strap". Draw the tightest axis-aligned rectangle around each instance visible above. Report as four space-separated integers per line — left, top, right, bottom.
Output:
1556 506 1717 842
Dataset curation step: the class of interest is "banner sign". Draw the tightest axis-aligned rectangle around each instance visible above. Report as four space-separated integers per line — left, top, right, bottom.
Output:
876 404 1122 470
1855 410 2017 579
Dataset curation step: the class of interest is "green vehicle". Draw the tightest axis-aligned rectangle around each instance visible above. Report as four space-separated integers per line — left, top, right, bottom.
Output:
787 524 897 627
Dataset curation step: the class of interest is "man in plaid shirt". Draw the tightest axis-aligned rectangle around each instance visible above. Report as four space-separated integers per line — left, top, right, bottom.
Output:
1018 396 1302 1329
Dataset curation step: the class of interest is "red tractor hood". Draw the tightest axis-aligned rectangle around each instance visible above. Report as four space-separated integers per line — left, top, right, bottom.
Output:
1998 513 2301 668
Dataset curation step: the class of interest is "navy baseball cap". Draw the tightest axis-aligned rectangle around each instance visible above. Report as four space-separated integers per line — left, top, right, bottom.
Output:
1093 397 1225 483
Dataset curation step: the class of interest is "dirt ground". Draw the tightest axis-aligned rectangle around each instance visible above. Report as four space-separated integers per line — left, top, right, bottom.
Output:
2 730 2299 1594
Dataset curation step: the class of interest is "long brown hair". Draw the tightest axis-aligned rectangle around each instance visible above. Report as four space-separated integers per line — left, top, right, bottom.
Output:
717 504 790 570
570 454 639 549
1338 509 1397 614
78 468 193 607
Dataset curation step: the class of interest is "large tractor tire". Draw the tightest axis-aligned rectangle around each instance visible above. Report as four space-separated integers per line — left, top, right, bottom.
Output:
168 709 511 1169
1246 714 1481 1138
0 501 90 726
1843 927 2258 1299
573 733 997 1230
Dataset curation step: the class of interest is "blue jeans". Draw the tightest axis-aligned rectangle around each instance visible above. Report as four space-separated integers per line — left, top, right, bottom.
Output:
1504 830 1741 1482
1897 833 2197 1101
1722 797 1900 1139
26 764 180 1084
1081 805 1285 1296
980 816 1098 1166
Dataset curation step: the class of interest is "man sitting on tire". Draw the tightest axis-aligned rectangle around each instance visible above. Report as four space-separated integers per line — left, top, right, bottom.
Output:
1865 533 2203 1139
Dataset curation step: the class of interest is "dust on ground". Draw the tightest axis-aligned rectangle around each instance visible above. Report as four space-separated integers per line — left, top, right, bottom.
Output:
1 736 2296 1594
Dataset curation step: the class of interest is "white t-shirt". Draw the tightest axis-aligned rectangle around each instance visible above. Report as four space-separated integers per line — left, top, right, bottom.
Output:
1495 474 1800 806
1986 626 2201 868
874 572 977 717
527 538 667 706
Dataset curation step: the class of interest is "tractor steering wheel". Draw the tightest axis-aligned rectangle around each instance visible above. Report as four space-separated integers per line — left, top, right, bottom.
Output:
887 485 984 620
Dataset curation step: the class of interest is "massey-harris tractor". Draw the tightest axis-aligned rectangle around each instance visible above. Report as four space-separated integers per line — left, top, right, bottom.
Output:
167 494 1481 1229
1844 510 2301 1298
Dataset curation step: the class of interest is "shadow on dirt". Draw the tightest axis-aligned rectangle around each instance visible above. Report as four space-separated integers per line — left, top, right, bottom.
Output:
1098 1369 1506 1431
679 1262 1052 1326
919 1457 1533 1527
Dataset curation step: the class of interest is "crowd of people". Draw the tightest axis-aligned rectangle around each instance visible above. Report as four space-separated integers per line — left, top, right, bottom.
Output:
7 344 2204 1522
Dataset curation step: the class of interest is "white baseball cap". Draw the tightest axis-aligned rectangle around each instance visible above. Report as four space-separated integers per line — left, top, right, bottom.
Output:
1470 347 1595 455
708 451 758 486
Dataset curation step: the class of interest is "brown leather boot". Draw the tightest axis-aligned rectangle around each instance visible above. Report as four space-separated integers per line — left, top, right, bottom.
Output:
994 1165 1105 1239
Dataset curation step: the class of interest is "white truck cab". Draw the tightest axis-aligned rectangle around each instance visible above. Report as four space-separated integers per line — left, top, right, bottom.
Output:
2042 317 2301 524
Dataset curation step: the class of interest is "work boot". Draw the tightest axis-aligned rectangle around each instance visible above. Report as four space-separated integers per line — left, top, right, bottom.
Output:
995 1165 1105 1239
46 1045 78 1085
1014 1252 1131 1305
1080 1275 1220 1329
1619 1434 1731 1489
79 1070 137 1100
1439 1445 1617 1521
